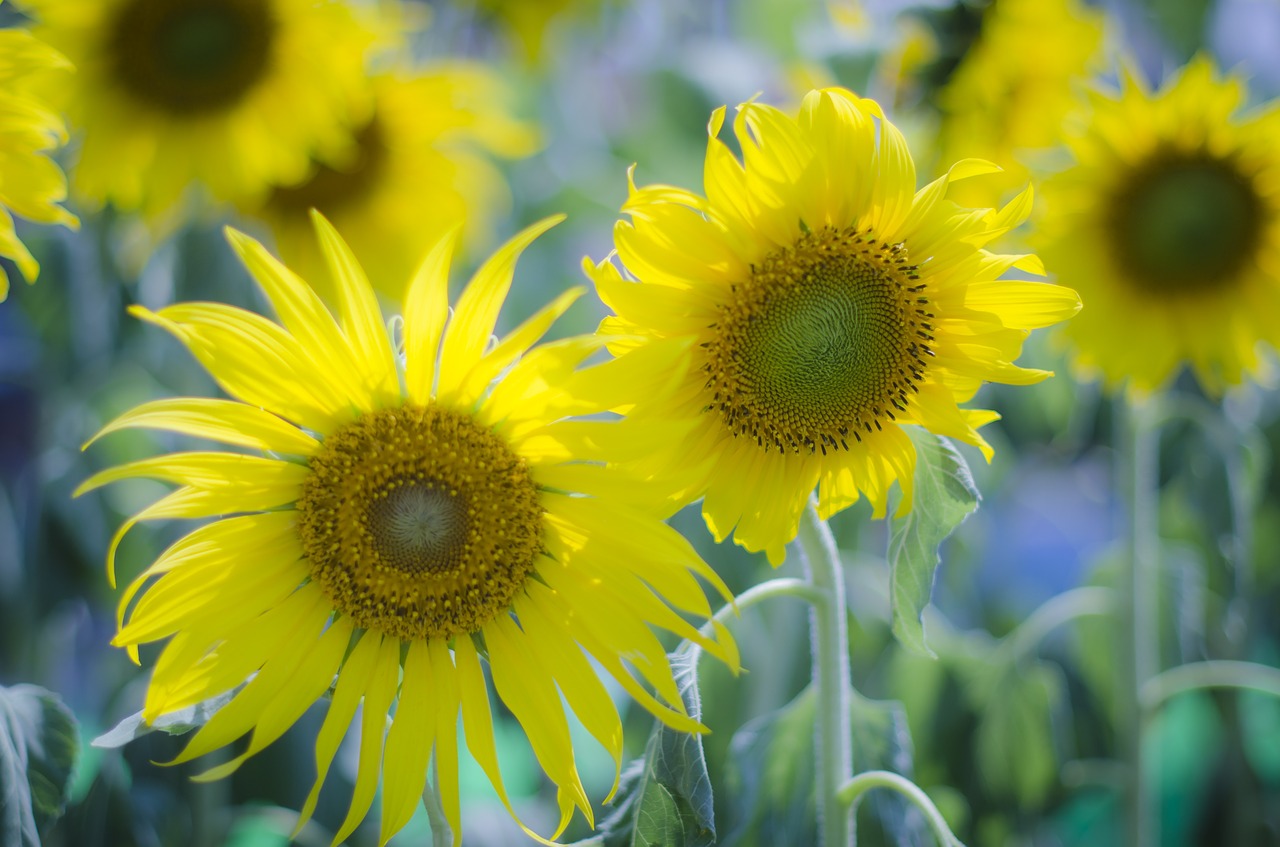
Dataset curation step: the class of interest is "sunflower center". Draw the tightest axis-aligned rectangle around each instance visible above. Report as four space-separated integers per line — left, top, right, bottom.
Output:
1112 152 1264 292
297 405 543 640
267 117 388 215
108 0 277 115
704 227 931 454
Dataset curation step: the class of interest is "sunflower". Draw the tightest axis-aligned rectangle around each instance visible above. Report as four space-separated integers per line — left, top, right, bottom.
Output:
77 213 737 845
1038 57 1280 393
246 68 537 303
0 12 78 296
587 88 1081 564
25 0 372 219
934 0 1104 207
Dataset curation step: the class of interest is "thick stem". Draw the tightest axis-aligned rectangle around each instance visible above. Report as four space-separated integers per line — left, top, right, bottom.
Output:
838 770 964 847
1122 396 1160 847
797 502 854 847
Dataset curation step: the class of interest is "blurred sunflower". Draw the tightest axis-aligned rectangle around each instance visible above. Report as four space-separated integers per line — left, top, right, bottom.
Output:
587 88 1080 564
25 0 372 219
473 0 602 64
247 68 538 302
935 0 1104 206
1038 58 1280 393
78 214 737 844
0 10 77 296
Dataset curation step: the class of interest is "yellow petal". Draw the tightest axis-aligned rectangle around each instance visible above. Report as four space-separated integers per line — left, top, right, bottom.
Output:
84 398 319 456
403 227 461 405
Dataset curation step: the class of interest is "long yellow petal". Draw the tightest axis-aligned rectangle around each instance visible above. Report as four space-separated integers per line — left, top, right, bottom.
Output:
378 640 436 845
403 227 460 405
437 216 564 400
84 398 320 456
309 211 398 408
427 639 463 847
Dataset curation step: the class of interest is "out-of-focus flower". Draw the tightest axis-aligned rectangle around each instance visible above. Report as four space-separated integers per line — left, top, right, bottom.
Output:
472 0 603 64
245 67 537 302
587 88 1080 564
26 0 373 220
1038 57 1280 394
0 7 77 297
78 213 738 845
935 0 1104 206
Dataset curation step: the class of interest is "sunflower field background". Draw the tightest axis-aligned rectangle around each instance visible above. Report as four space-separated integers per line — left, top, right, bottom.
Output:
4 0 1280 846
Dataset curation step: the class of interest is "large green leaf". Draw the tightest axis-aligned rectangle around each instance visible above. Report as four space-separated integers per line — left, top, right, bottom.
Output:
723 685 931 846
889 429 980 657
570 650 716 847
0 684 80 847
92 689 237 749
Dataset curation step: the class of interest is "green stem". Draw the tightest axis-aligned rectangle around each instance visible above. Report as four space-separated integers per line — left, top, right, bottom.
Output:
999 587 1117 664
837 770 963 847
682 577 825 657
423 754 452 846
1123 396 1160 847
1141 660 1280 709
797 502 853 847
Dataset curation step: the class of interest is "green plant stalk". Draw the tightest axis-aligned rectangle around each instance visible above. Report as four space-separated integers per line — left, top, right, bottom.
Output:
1141 660 1280 708
797 502 854 847
838 770 964 847
1123 396 1159 847
424 754 452 846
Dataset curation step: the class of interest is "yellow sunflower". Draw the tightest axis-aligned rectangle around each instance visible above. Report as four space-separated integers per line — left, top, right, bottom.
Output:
935 0 1104 207
77 213 737 845
25 0 372 219
245 68 538 302
587 88 1081 564
1038 57 1280 393
0 13 78 296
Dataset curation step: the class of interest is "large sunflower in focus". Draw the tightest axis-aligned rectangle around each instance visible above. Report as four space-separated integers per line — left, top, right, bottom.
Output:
0 10 77 296
25 0 371 218
79 214 737 844
588 88 1080 564
1038 57 1280 393
247 68 538 302
935 0 1104 206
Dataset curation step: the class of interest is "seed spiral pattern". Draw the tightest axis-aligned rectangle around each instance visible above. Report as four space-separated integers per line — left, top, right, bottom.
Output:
109 0 277 114
703 226 933 454
297 405 543 641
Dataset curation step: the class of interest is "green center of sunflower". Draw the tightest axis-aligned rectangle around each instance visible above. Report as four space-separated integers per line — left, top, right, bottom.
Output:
267 117 388 215
109 0 277 115
297 405 543 640
1112 152 1264 292
704 227 932 454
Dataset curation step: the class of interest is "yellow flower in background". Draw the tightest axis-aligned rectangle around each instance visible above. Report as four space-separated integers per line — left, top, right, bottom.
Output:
246 68 538 302
78 214 737 845
25 0 372 219
473 0 602 64
0 15 78 297
588 88 1080 564
936 0 1104 206
1038 57 1280 394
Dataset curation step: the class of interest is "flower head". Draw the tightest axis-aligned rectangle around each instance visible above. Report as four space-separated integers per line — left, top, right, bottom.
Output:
27 0 373 218
1038 56 1280 393
0 15 78 296
79 213 736 845
588 88 1080 564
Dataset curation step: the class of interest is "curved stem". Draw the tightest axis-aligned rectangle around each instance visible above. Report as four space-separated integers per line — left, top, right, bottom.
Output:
838 770 963 847
797 502 853 847
999 587 1117 664
1141 660 1280 710
423 754 452 846
681 577 824 658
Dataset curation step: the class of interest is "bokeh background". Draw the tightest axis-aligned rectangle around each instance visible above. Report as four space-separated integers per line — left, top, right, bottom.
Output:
3 0 1280 845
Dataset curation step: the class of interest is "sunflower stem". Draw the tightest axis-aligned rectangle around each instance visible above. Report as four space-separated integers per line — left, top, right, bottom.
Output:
1141 660 1280 709
1122 395 1159 847
797 501 854 847
423 754 452 846
838 771 964 847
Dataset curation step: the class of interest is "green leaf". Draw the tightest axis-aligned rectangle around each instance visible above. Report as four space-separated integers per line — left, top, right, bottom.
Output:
0 683 80 846
92 689 237 749
973 663 1065 807
889 429 980 657
723 685 931 846
570 650 716 847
